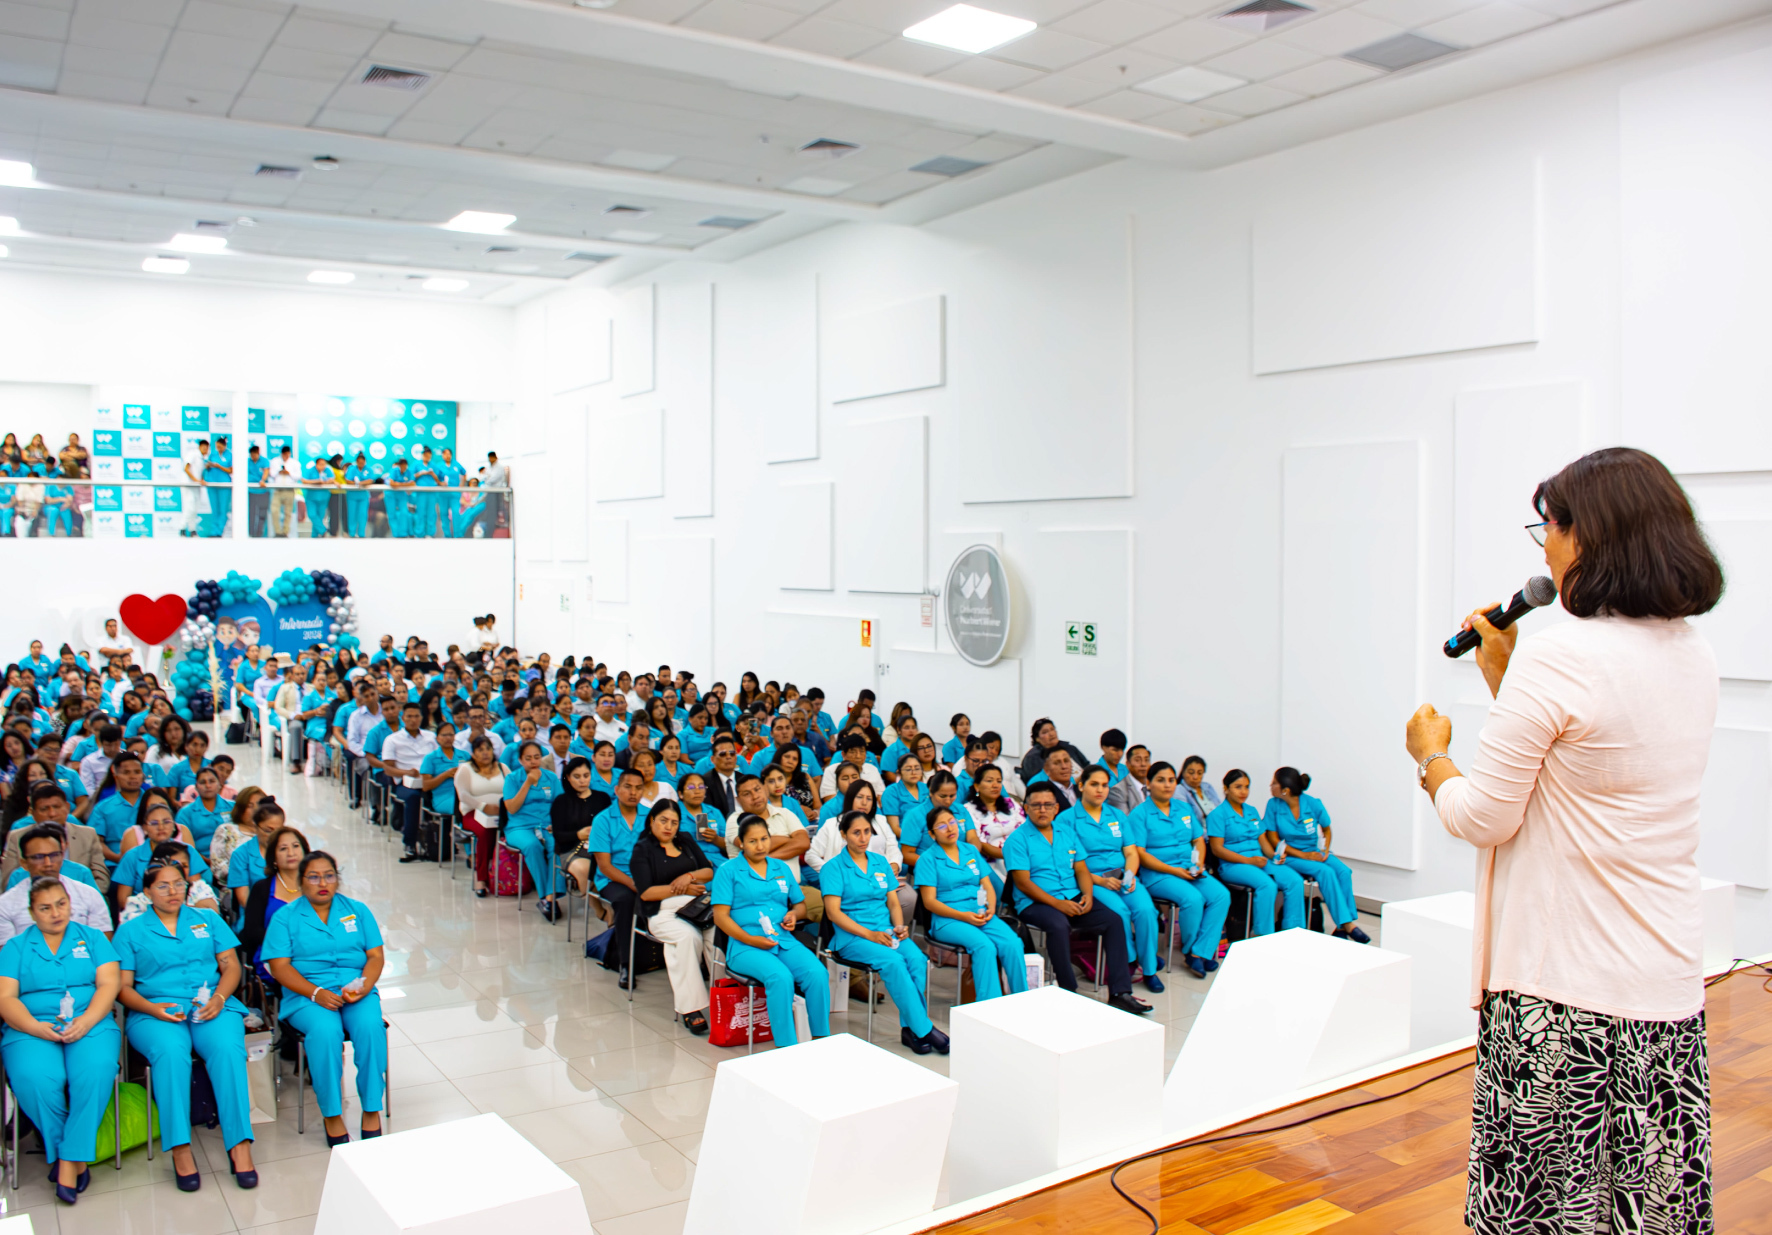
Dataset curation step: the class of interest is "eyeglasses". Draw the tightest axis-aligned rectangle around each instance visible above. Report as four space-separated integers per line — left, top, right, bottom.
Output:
303 871 341 885
1525 521 1556 547
152 879 189 893
1026 801 1059 814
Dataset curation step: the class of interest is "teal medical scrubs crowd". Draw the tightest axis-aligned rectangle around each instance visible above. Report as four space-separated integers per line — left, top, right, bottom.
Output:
503 762 563 900
1261 793 1357 930
1208 798 1304 934
913 836 1027 1001
708 854 829 1046
1060 796 1162 981
1128 796 1230 967
822 847 932 1040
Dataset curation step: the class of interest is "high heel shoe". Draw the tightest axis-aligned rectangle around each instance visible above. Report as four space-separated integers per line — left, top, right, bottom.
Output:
360 1122 383 1140
228 1154 259 1190
326 1130 352 1148
175 1167 202 1191
54 1181 77 1205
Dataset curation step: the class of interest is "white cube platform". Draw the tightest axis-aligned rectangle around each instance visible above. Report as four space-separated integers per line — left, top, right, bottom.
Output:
1380 891 1477 1052
1703 878 1736 975
684 1032 958 1235
948 986 1164 1203
1165 928 1410 1133
313 1114 593 1235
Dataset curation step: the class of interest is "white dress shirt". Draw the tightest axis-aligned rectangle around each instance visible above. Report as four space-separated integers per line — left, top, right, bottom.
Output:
381 728 440 789
454 728 507 758
820 760 885 800
724 805 807 881
806 816 903 873
594 718 627 744
0 874 111 945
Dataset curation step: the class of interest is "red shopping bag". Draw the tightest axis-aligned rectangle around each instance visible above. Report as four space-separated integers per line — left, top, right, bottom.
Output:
494 844 533 898
709 978 772 1047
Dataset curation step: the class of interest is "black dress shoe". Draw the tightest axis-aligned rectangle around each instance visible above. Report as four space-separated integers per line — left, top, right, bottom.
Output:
398 850 424 863
1108 993 1153 1015
175 1167 202 1191
326 1131 352 1147
922 1027 951 1055
473 886 489 898
901 1026 933 1055
228 1158 259 1189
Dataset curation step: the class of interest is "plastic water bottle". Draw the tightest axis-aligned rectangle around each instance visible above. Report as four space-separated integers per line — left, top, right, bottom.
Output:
195 983 211 1014
976 884 989 913
1275 841 1287 864
1123 870 1136 893
58 990 73 1026
758 913 776 937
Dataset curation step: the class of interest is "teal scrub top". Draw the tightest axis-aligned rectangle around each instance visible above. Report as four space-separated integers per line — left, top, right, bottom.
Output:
880 741 915 776
177 798 230 851
113 906 247 1014
881 781 924 820
1059 803 1135 876
708 856 800 936
818 797 845 823
587 804 650 891
168 757 211 793
912 841 991 915
247 457 267 492
820 849 896 933
941 736 966 765
229 842 265 890
1127 799 1204 871
1262 795 1331 851
204 449 230 484
1206 801 1266 858
113 841 210 893
89 790 145 849
259 893 382 991
5 860 97 891
899 798 955 853
420 748 463 814
502 768 561 832
1003 820 1084 912
0 923 117 1040
683 805 726 863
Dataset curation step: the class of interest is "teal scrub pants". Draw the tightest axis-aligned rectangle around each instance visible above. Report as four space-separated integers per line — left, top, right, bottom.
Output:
831 933 932 1036
2 1019 120 1165
42 507 73 536
1141 871 1231 959
1092 881 1162 975
1283 855 1357 927
304 492 329 536
412 494 434 537
347 492 370 538
386 495 410 538
504 826 558 899
722 934 830 1046
279 990 387 1118
207 486 229 536
927 915 1026 1001
1216 860 1305 936
437 495 459 538
126 1009 254 1151
456 501 486 537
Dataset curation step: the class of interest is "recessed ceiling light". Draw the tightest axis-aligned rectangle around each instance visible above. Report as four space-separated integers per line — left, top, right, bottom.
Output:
423 277 469 292
573 0 618 7
0 245 9 259
783 176 853 197
1345 32 1461 71
903 4 1036 54
1139 65 1246 102
308 270 355 285
1214 0 1314 32
167 232 227 253
312 156 340 171
0 217 19 236
911 156 989 177
142 256 190 274
443 210 516 234
698 216 758 229
494 263 540 274
0 160 35 187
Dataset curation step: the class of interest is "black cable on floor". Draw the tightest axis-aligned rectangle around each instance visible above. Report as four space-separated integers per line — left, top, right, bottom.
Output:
1704 957 1772 991
1104 1057 1478 1235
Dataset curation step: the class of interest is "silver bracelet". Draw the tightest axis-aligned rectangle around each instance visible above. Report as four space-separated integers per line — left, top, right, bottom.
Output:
1417 751 1452 787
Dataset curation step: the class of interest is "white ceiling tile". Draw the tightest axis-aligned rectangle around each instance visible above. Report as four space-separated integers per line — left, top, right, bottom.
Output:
943 134 1037 161
991 27 1109 71
324 81 429 117
178 0 290 41
1198 39 1318 80
1263 55 1382 95
768 16 889 57
163 28 273 66
782 174 852 194
0 1 66 39
1353 0 1486 23
1419 2 1555 45
1512 0 1613 13
0 31 59 87
1199 79 1305 115
1074 87 1176 119
143 82 238 115
366 31 474 71
256 44 358 80
978 0 1098 23
155 60 251 94
1274 10 1405 55
61 41 160 77
605 0 704 20
1006 71 1114 105
1141 100 1236 134
458 126 545 156
78 0 181 23
1139 63 1243 101
930 56 1043 90
817 0 951 37
237 70 333 103
1053 0 1183 43
273 14 385 56
1134 19 1249 63
67 11 170 53
678 0 804 39
312 107 396 136
841 169 932 203
1064 45 1180 84
54 69 148 104
849 38 966 75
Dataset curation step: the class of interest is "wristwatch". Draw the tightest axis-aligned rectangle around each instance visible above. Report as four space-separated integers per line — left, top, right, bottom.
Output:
1417 752 1451 787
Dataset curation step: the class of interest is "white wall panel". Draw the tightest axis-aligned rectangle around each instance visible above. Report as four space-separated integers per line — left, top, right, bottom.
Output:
521 468 553 561
720 270 819 463
1253 159 1539 374
578 618 630 668
589 517 629 604
660 281 714 518
760 611 877 705
595 406 664 503
1696 519 1772 682
549 398 589 561
633 536 713 674
879 649 1021 757
1622 45 1772 473
1281 442 1422 870
839 415 926 594
1699 726 1772 891
544 296 612 395
1023 529 1132 754
775 481 833 591
615 284 656 398
1453 382 1583 628
825 294 944 404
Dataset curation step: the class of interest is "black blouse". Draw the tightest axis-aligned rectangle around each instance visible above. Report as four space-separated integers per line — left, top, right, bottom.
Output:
629 834 712 918
550 789 610 855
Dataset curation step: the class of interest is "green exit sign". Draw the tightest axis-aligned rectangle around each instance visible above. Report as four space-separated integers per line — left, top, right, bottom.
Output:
1065 621 1098 656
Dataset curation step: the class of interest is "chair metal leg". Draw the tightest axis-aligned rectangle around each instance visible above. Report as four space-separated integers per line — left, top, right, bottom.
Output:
745 986 755 1056
113 1070 122 1170
865 971 875 1044
144 1063 153 1160
1096 938 1104 992
296 1041 305 1135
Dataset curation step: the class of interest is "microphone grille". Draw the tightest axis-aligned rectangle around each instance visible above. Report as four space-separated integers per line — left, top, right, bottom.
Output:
1524 575 1557 607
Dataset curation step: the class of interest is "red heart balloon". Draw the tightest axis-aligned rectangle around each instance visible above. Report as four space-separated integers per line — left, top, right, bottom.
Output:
119 594 188 646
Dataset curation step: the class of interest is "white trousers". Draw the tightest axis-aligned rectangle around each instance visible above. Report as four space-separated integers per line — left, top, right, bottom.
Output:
648 895 711 1015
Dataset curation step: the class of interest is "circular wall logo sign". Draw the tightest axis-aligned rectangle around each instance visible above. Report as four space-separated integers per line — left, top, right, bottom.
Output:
944 544 1011 667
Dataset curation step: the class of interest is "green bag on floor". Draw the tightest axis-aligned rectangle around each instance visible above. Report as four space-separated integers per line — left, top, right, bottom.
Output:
92 1082 158 1161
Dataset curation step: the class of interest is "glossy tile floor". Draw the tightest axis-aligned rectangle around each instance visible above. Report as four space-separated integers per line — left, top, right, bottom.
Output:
0 740 1378 1234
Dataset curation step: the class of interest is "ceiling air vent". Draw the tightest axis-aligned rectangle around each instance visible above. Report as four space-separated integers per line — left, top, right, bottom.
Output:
193 220 231 234
698 216 757 229
255 164 300 179
1345 32 1461 71
566 252 610 262
800 138 859 158
911 156 987 177
484 245 520 254
603 204 649 217
1215 0 1313 32
360 65 432 90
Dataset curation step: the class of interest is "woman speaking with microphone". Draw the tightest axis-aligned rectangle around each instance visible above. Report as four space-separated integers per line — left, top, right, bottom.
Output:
1405 447 1723 1233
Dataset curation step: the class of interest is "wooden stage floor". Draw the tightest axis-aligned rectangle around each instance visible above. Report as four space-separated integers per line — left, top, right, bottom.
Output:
932 970 1772 1235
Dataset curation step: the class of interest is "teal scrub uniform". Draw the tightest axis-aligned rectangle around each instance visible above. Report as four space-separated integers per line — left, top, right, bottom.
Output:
708 856 829 1047
90 789 146 856
941 736 966 765
881 781 924 824
683 805 726 868
229 843 265 892
821 850 931 1037
1060 803 1161 975
344 465 375 537
419 748 462 815
176 797 230 853
1128 799 1230 960
113 843 211 895
204 448 231 536
502 768 564 898
912 841 1026 1001
304 461 331 534
0 924 121 1167
259 894 388 1120
680 726 712 762
1206 801 1303 935
587 803 649 892
41 483 74 536
412 459 439 538
384 466 412 537
436 459 463 538
1001 819 1085 912
168 757 211 795
1261 795 1356 927
113 908 254 1152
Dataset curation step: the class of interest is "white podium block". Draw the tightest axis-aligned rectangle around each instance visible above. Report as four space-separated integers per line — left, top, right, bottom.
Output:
0 1215 34 1235
684 1032 957 1235
1702 877 1736 974
1380 891 1477 1052
1165 928 1410 1133
948 987 1163 1203
313 1114 593 1235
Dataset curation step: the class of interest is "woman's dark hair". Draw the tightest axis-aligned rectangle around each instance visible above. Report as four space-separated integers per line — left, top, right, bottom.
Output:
1223 768 1249 790
1274 767 1312 796
136 791 176 831
839 809 874 836
158 715 189 757
562 756 593 788
734 813 770 842
266 826 310 866
965 763 1011 813
925 770 958 798
150 840 187 864
949 713 968 730
1148 761 1176 781
646 799 682 836
252 798 286 827
298 850 338 881
1182 755 1206 774
1030 717 1056 745
842 778 877 817
515 739 543 759
1078 763 1112 787
27 875 65 905
141 858 187 890
1534 447 1723 619
925 805 958 837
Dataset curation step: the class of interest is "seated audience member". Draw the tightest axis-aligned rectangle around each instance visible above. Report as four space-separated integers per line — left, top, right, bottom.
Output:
962 765 1024 890
114 858 258 1189
117 843 219 923
1179 755 1222 821
822 810 947 1054
915 806 1028 1002
112 800 212 911
1060 764 1165 993
555 756 611 895
631 748 676 808
1004 783 1149 1015
176 765 230 853
806 780 913 918
238 827 309 978
452 737 507 897
880 754 926 838
628 800 715 1033
678 773 726 869
0 876 122 1204
589 770 651 980
1129 762 1229 977
1207 769 1304 937
229 798 287 911
1 784 110 896
1016 718 1088 789
709 815 831 1047
895 770 960 872
263 851 388 1147
0 823 112 944
941 713 972 767
381 703 440 864
1027 745 1079 807
116 789 195 861
86 751 150 866
207 786 264 895
502 740 565 920
1107 744 1151 813
819 732 884 801
726 773 820 922
1262 767 1367 943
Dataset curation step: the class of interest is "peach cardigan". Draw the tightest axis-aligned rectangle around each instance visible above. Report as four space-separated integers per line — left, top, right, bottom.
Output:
1434 615 1717 1021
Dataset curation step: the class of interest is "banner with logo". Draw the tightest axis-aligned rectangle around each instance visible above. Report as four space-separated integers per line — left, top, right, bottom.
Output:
298 398 457 471
92 391 234 538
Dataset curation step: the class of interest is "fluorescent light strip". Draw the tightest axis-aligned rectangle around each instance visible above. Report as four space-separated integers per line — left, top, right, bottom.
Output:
142 256 190 274
0 161 33 188
167 232 227 254
903 4 1036 54
0 217 19 236
423 277 469 292
308 270 355 285
441 211 515 234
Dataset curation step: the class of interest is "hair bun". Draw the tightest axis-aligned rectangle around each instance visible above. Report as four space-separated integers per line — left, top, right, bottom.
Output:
1300 773 1311 792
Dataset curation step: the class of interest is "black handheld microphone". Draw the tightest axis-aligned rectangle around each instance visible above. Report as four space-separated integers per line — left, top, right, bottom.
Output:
1443 576 1557 658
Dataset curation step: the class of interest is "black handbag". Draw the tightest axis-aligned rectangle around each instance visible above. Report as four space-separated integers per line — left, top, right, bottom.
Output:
675 895 715 929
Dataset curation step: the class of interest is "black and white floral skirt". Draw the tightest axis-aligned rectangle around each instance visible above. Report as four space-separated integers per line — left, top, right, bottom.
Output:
1468 989 1713 1235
